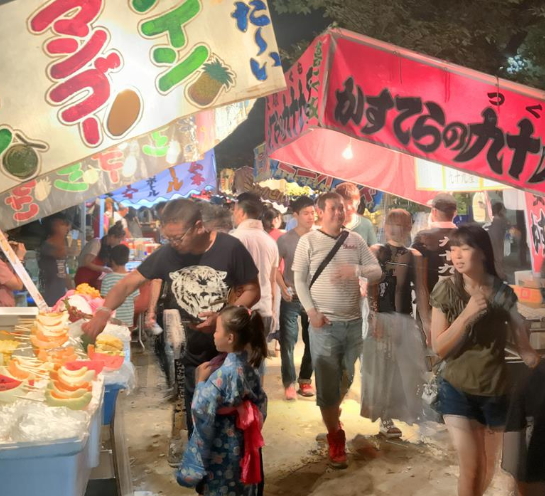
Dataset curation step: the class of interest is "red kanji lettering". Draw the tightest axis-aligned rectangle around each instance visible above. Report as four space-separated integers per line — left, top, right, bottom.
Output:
5 182 40 222
188 162 203 174
360 188 376 204
92 150 123 184
49 28 108 80
122 185 138 199
30 0 103 38
191 172 204 186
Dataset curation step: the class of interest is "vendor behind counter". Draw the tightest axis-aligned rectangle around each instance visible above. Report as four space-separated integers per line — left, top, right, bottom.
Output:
0 242 25 307
75 222 125 290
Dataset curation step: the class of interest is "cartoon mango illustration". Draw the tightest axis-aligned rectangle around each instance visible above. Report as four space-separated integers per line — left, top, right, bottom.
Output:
186 57 235 108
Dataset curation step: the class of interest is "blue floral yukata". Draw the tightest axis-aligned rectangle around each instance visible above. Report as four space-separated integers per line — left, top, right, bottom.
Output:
177 352 267 496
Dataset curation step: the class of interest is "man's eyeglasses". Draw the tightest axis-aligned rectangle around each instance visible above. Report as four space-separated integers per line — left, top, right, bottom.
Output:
163 224 195 246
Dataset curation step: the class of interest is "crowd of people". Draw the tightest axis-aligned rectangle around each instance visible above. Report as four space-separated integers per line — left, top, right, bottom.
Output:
75 186 544 496
1 186 543 496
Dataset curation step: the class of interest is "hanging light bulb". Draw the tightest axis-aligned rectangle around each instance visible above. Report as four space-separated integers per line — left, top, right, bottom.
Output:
166 140 181 165
342 139 353 160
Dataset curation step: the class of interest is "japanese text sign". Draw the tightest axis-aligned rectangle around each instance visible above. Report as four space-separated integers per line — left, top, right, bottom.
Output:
323 32 545 195
109 149 216 207
265 35 329 151
0 0 284 194
0 102 251 230
525 192 545 273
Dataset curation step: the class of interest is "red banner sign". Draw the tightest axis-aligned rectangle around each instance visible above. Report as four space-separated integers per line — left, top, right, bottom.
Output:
323 34 545 194
525 192 545 272
266 35 330 152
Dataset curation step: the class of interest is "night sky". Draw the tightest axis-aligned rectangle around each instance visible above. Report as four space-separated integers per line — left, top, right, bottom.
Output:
215 7 329 169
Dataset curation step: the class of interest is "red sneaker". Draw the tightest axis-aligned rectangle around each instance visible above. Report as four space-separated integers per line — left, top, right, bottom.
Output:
297 383 315 397
284 385 297 401
327 429 348 469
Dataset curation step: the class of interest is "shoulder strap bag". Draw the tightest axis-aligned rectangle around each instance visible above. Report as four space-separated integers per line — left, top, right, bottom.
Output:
309 230 349 289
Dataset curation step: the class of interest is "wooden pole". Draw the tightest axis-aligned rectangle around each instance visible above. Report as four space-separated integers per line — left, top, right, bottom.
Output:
0 229 48 312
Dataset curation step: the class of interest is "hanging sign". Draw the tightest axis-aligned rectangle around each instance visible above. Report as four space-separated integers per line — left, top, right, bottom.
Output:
0 0 285 228
109 149 217 208
415 158 508 192
323 33 545 194
525 192 545 273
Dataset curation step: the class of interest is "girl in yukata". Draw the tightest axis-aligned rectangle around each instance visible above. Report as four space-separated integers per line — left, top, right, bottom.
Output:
177 306 268 496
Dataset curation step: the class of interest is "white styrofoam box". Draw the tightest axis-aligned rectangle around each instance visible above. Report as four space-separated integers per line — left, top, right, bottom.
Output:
0 436 91 496
0 379 103 496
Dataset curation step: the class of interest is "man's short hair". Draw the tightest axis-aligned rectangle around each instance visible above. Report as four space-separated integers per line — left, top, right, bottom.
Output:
161 199 202 226
315 192 342 211
430 193 457 220
200 203 233 232
236 192 263 220
291 196 315 214
335 182 360 201
492 202 505 216
110 244 129 266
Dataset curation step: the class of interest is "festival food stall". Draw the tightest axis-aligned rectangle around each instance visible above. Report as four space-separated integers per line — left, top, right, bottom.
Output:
0 1 285 495
264 28 545 352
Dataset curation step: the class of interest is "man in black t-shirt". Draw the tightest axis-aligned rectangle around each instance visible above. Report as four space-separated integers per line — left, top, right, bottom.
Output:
83 199 260 434
412 193 458 344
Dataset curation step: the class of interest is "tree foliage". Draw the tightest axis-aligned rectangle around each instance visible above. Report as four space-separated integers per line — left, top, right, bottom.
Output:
273 0 545 90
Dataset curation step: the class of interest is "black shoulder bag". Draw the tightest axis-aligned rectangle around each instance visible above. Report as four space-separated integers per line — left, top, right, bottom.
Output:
309 230 349 289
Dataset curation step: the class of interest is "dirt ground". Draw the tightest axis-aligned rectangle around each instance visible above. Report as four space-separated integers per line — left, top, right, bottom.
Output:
122 342 516 496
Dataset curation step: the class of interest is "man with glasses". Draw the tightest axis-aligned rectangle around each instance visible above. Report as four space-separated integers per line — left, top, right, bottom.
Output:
83 199 260 437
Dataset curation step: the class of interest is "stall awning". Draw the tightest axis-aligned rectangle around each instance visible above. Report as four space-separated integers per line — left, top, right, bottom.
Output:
253 143 384 212
0 0 285 230
109 150 217 208
265 29 545 204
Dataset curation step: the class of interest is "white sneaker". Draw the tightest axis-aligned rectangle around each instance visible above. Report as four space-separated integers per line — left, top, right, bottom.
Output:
379 419 402 439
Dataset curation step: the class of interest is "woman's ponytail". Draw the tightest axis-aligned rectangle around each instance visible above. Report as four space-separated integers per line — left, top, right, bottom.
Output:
219 306 268 368
247 310 268 369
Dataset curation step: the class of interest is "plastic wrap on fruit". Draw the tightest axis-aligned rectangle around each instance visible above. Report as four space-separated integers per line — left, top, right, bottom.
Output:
5 401 88 443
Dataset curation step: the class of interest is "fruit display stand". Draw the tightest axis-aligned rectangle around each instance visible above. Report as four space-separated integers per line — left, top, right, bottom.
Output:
0 371 104 496
0 309 133 496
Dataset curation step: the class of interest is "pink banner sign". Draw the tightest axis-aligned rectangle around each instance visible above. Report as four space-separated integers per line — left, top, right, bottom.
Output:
525 192 545 273
265 35 329 152
323 33 545 194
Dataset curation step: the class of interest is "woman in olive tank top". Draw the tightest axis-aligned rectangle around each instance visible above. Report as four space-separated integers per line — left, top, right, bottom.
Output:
430 224 540 496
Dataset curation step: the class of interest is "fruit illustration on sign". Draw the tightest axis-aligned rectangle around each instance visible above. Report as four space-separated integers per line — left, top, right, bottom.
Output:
106 88 143 138
82 167 100 184
0 127 48 181
186 56 235 108
34 178 52 201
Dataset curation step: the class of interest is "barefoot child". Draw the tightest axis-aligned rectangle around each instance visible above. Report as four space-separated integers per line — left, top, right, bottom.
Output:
177 306 268 496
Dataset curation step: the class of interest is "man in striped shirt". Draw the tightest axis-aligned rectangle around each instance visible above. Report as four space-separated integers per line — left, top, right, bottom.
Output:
293 192 381 469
